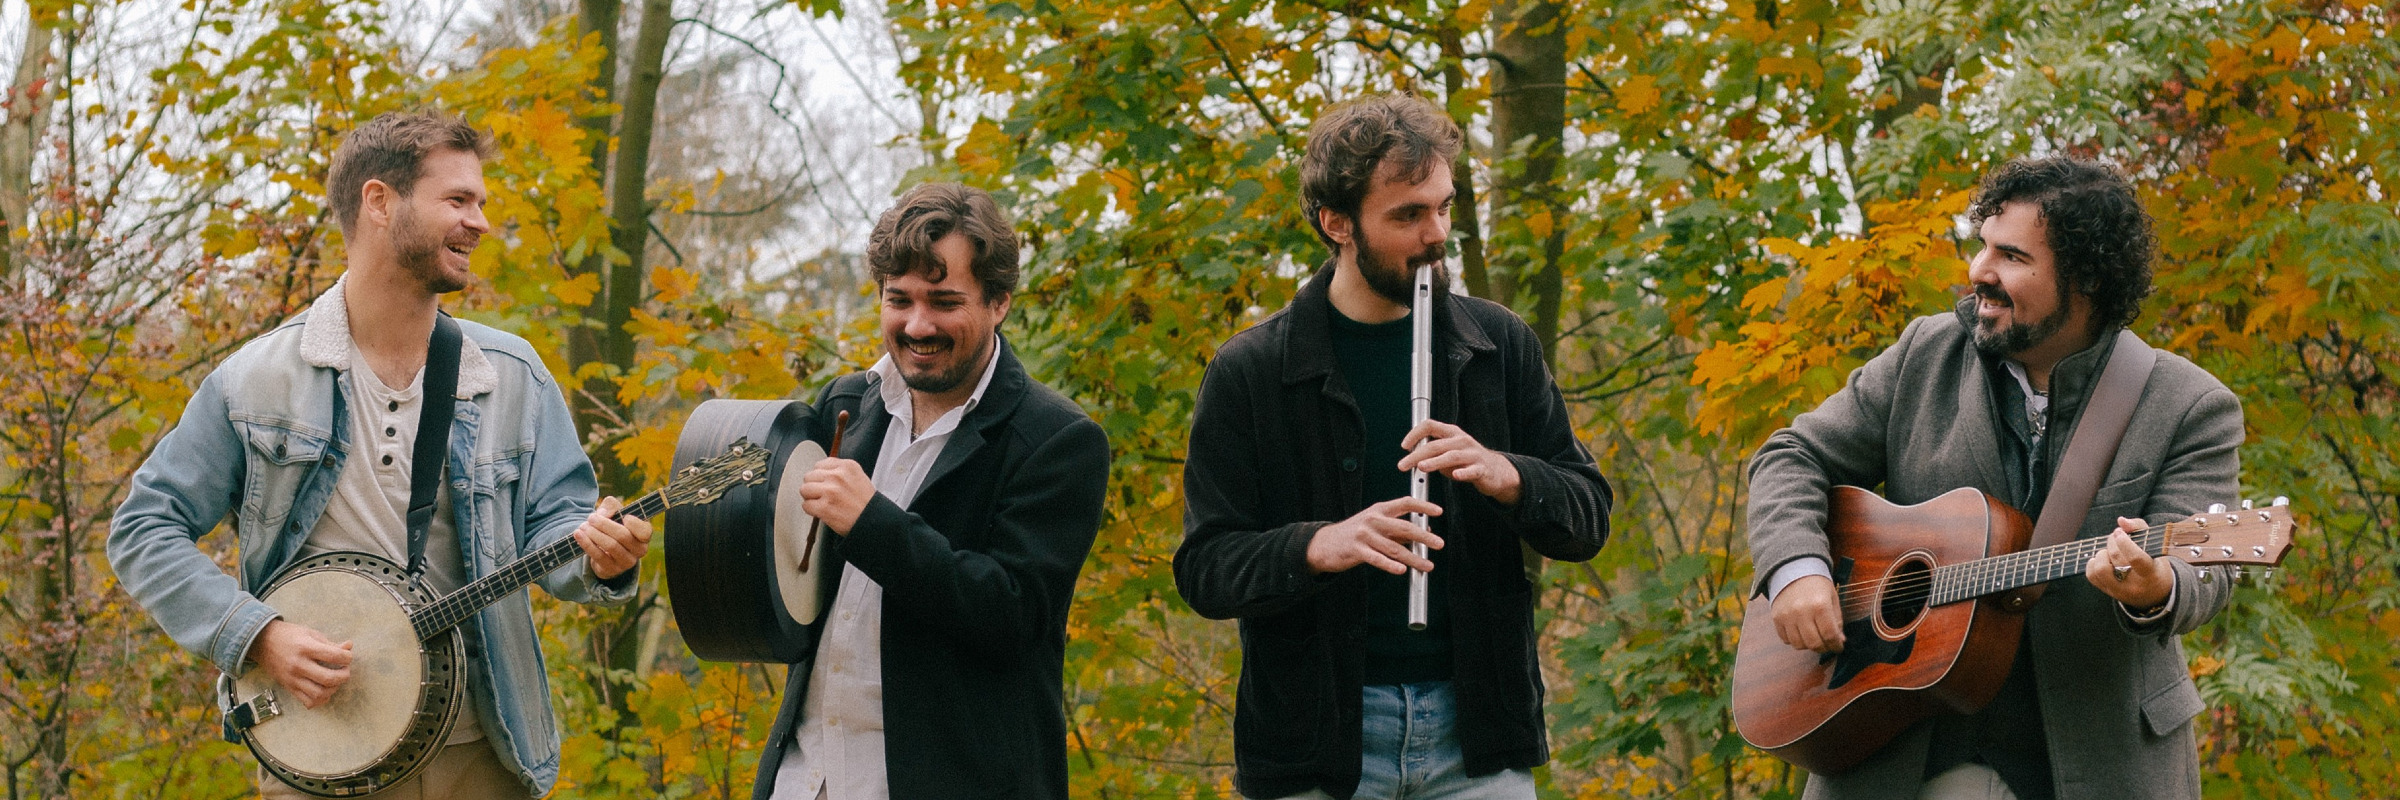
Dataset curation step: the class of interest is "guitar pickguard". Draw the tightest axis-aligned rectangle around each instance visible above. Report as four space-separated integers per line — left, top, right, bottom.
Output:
1817 556 1915 690
1821 618 1914 690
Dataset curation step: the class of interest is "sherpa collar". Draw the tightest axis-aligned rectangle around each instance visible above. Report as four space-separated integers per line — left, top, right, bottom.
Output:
300 277 499 399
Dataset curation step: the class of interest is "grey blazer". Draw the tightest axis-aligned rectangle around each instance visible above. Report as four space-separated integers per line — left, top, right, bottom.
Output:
1747 300 2243 800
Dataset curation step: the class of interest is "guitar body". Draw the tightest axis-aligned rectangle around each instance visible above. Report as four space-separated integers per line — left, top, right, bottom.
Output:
1732 486 2033 776
231 551 465 797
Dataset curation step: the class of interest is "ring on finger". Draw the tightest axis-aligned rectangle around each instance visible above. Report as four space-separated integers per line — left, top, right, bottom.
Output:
2112 564 2132 581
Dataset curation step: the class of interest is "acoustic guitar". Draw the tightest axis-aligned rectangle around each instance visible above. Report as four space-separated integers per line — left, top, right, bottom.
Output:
1730 485 2296 776
222 439 770 797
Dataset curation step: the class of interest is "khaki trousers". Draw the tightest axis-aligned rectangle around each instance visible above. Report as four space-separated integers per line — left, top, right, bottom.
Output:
259 740 532 800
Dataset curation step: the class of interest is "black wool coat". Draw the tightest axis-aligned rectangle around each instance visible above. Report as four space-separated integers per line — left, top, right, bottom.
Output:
1175 264 1614 800
751 340 1111 800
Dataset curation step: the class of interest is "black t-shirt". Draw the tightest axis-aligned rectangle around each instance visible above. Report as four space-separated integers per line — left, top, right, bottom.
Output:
1329 311 1453 685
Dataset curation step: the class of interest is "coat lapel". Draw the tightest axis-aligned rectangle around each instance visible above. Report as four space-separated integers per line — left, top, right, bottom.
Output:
910 339 1030 507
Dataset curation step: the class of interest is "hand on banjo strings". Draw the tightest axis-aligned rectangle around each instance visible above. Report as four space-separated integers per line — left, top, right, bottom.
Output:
248 619 353 709
1398 419 1523 506
799 456 874 535
573 496 654 581
1306 497 1444 576
2084 517 2173 610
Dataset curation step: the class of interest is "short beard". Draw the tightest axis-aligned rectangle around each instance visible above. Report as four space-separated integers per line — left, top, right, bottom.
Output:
899 331 992 395
1353 221 1448 306
391 203 471 294
1971 283 2071 357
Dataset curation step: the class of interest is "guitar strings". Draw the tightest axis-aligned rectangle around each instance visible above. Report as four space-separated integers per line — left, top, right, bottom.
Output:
1829 527 2176 619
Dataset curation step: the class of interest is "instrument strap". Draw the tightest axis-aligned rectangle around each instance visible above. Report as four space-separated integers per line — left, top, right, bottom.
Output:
2030 329 2155 551
1997 330 2152 611
404 314 464 576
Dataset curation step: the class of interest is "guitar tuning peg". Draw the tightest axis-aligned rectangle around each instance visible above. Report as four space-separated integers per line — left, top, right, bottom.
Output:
2241 499 2254 510
2231 566 2247 582
2207 503 2227 514
2272 496 2289 507
2261 568 2275 583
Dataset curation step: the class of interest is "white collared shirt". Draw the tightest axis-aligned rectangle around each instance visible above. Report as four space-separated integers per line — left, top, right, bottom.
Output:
772 338 1001 800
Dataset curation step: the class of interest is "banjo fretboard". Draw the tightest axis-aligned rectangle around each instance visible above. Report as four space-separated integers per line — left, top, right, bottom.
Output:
406 440 767 639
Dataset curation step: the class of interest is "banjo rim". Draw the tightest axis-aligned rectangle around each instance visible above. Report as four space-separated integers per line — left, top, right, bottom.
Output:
240 550 466 797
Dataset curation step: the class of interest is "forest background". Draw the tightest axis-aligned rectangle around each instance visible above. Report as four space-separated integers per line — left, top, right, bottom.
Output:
0 0 2391 797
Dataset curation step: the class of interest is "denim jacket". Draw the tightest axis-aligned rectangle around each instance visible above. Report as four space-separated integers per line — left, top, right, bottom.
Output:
107 280 630 795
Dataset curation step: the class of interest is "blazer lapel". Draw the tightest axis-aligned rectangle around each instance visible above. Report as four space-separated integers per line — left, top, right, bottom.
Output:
912 340 1030 505
1956 345 2012 497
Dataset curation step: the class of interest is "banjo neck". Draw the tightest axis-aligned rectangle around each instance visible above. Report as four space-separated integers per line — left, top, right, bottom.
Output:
406 438 768 639
408 492 673 639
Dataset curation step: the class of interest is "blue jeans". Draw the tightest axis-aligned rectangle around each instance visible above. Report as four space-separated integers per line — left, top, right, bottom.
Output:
1267 681 1536 800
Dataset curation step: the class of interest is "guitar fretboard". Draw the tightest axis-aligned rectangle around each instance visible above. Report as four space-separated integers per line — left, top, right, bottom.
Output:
409 491 672 639
1926 527 2169 606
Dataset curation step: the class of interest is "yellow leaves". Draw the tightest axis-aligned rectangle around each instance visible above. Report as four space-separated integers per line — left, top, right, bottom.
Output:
649 266 699 304
552 272 601 307
1615 75 1661 115
1526 209 1555 239
1757 57 1823 83
1690 191 1967 445
2250 267 2322 339
954 118 1010 176
1101 168 1139 211
612 423 679 486
627 308 694 348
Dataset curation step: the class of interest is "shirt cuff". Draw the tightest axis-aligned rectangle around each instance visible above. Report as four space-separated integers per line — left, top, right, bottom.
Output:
2120 573 2177 624
1767 557 1832 602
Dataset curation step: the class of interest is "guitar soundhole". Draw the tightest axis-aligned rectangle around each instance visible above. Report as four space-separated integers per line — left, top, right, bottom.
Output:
1878 555 1934 631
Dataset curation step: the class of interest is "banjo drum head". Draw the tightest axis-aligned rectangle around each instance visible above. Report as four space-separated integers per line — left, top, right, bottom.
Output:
237 565 424 777
773 440 831 626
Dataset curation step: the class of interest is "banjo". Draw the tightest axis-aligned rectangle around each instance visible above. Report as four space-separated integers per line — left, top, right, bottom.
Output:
223 439 770 797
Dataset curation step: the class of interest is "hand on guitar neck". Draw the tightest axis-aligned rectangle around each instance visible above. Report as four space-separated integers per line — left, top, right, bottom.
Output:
1770 515 2160 654
2082 521 2172 610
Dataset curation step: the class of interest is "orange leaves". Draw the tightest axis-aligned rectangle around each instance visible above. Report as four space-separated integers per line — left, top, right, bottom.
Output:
1691 192 1967 446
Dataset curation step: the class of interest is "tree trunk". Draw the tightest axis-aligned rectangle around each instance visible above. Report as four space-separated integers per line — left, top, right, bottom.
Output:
1437 24 1488 300
1488 0 1567 365
579 0 670 502
569 0 621 469
585 0 673 756
0 13 57 278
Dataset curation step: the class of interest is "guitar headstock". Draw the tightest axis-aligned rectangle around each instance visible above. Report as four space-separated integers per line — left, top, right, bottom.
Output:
666 438 773 507
2160 496 2298 568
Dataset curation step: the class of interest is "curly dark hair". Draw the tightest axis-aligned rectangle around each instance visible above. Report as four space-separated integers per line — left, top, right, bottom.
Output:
1300 95 1464 252
1967 157 2156 330
866 182 1019 304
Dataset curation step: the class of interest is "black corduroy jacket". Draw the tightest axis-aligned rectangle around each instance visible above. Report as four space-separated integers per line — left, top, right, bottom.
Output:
1174 264 1613 800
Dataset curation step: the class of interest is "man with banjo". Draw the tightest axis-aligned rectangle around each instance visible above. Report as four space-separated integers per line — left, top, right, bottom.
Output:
748 182 1111 800
1745 157 2245 799
1174 95 1613 800
108 111 653 798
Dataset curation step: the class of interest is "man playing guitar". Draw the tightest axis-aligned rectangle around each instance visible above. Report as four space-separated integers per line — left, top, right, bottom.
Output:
108 111 651 798
1746 157 2243 800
